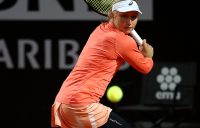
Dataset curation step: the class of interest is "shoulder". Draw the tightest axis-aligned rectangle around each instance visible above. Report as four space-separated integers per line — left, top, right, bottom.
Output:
115 34 138 50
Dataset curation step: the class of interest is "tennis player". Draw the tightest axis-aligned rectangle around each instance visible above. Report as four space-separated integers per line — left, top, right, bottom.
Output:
51 0 154 127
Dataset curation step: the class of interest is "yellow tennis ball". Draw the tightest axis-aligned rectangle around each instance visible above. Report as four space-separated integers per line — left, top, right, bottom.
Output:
106 85 123 103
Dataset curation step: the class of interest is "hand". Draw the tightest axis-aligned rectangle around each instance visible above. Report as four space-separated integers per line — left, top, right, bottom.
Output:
139 39 154 58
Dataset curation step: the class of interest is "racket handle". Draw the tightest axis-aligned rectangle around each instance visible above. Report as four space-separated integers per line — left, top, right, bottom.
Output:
131 29 143 46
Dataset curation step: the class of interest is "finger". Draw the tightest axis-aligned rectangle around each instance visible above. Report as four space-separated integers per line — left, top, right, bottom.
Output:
142 39 146 44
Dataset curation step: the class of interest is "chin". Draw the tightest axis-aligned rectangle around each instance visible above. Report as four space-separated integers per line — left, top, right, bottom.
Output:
124 30 131 35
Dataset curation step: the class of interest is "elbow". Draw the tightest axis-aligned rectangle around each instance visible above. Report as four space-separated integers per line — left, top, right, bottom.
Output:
141 67 152 74
129 58 154 74
141 59 154 74
140 64 154 75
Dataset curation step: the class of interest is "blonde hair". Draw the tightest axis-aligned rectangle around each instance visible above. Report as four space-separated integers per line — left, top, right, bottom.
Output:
107 0 125 20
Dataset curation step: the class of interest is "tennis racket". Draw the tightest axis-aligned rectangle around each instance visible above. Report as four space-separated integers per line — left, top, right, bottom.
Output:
84 0 143 45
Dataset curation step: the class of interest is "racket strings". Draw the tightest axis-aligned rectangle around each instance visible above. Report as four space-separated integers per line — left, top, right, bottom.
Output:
85 0 113 15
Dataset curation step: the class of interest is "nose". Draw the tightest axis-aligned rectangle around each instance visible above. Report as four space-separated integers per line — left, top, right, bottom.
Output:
126 18 132 26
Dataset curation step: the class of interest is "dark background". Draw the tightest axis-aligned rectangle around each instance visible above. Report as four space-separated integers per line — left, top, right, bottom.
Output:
0 0 199 127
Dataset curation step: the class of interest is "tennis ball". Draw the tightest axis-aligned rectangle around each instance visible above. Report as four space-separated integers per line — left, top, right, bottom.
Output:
106 85 123 103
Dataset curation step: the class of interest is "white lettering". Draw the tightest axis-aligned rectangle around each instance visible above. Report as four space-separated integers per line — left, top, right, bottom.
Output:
18 39 40 69
0 39 14 68
44 39 52 69
0 38 80 70
155 91 181 100
59 39 79 69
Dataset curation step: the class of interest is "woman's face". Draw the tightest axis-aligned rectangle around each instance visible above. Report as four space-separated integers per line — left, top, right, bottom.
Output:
112 11 139 34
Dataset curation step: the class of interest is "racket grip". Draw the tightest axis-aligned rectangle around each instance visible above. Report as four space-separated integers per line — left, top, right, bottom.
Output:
131 29 143 46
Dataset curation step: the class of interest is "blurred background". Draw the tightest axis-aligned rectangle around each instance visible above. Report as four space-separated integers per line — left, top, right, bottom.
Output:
0 0 199 128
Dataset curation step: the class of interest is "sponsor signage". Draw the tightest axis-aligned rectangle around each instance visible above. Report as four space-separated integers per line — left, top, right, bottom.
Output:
0 0 153 21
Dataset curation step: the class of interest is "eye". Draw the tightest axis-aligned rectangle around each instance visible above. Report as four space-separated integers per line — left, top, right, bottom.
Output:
119 14 127 18
131 16 137 20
